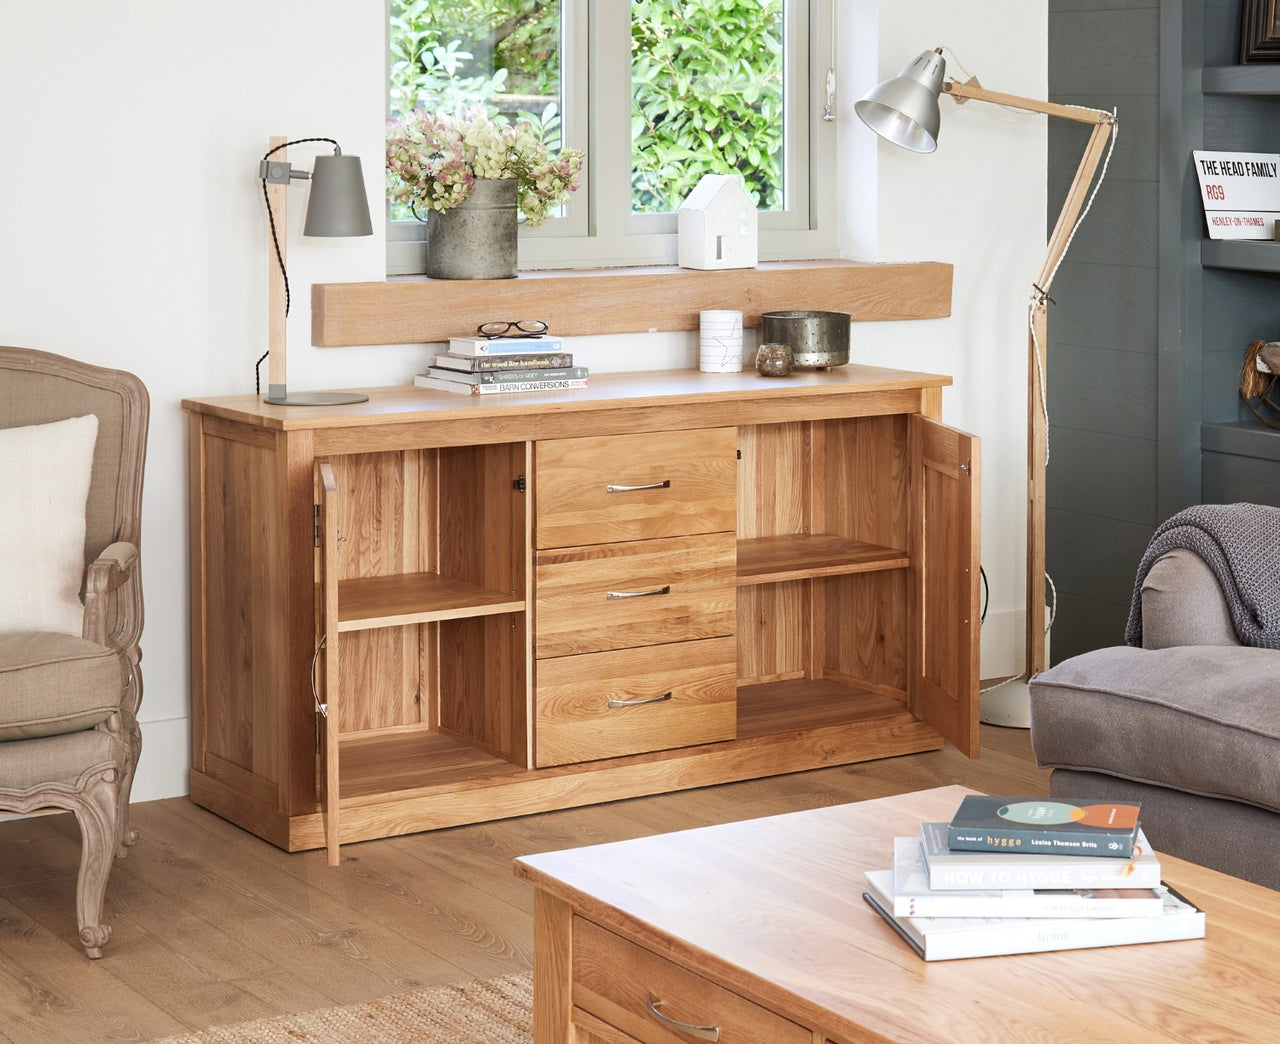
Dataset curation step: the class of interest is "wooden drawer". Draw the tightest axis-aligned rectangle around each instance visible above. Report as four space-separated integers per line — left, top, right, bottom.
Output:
535 427 736 548
535 532 736 658
534 637 736 767
573 917 809 1044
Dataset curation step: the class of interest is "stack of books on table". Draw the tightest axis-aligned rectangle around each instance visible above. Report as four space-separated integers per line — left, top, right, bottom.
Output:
863 795 1206 961
414 335 588 395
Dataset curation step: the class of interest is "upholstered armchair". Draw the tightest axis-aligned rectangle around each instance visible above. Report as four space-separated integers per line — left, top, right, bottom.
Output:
1030 505 1280 890
0 347 148 957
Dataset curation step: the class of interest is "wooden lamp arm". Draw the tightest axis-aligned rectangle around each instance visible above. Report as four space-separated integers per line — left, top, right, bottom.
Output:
941 79 1117 297
943 79 1114 126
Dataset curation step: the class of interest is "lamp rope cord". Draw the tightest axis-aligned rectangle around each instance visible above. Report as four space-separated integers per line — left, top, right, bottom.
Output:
254 137 341 394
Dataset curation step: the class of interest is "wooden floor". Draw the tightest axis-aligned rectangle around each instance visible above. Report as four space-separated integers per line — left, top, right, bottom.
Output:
0 726 1048 1043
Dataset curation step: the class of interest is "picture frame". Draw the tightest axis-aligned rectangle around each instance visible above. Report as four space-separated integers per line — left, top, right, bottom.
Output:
1241 0 1280 62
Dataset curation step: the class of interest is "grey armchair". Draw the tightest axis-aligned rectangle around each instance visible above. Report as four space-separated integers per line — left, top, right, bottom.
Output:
0 347 148 956
1030 508 1280 891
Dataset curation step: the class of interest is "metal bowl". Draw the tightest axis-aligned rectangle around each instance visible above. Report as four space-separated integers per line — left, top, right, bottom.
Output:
760 310 850 369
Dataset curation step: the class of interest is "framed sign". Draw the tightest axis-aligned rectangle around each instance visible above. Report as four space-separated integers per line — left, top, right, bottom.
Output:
1193 150 1280 239
1241 0 1280 62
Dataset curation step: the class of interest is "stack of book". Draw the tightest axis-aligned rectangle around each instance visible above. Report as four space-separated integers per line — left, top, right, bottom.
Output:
863 795 1206 961
415 334 588 396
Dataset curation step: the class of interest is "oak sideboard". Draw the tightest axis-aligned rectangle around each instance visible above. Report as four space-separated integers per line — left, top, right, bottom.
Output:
184 365 979 862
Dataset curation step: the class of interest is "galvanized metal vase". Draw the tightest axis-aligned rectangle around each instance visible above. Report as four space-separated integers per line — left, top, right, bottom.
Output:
423 178 518 280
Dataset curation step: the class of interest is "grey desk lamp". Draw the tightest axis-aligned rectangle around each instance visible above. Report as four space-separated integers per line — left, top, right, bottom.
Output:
259 135 373 406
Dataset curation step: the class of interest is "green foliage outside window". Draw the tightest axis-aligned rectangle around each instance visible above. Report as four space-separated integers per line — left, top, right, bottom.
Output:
630 0 783 213
388 0 785 216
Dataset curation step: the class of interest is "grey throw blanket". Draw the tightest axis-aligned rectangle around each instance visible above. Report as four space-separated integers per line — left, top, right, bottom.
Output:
1124 503 1280 649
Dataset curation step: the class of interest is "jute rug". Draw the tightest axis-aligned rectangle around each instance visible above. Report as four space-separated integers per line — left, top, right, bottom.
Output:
150 972 532 1043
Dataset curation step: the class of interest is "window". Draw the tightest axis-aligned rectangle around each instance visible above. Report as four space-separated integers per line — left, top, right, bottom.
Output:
387 1 836 274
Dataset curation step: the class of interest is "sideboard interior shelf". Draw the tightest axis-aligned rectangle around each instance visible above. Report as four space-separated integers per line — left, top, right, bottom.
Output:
335 573 525 631
736 534 910 585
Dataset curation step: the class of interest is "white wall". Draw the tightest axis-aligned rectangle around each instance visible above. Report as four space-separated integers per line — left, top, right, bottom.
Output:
842 1 1048 681
0 1 1044 803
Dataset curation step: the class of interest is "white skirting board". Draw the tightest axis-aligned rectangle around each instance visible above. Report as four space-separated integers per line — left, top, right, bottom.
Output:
979 677 1033 728
979 619 1050 729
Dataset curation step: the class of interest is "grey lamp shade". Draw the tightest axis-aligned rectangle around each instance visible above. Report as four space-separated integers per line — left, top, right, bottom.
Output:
854 49 946 154
303 153 373 237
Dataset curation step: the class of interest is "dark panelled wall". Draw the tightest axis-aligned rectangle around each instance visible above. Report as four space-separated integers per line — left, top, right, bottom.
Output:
1046 0 1161 663
1047 0 1280 666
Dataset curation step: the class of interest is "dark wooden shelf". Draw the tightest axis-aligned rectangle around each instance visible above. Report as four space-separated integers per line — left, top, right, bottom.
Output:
1201 239 1280 273
1202 65 1280 95
1202 420 1280 461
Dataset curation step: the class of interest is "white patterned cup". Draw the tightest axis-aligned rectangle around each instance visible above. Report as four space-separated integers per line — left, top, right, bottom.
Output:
699 309 744 373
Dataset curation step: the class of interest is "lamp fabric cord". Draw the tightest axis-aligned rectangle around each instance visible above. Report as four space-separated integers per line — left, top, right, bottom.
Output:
255 137 341 394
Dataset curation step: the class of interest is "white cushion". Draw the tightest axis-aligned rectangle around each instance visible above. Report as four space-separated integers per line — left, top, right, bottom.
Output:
0 415 99 635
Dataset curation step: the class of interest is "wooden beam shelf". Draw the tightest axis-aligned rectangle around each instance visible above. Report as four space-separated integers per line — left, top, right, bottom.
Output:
311 259 953 347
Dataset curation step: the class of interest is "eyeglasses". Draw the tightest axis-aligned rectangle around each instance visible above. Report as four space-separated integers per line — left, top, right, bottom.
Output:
477 319 548 339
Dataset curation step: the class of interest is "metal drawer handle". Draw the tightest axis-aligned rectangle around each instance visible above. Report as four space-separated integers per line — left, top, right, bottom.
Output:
646 994 721 1042
608 691 672 709
606 585 670 600
606 479 670 493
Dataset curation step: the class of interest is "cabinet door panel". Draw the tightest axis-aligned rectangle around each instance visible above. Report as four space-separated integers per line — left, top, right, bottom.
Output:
535 533 736 658
909 416 980 757
535 428 736 548
535 637 737 767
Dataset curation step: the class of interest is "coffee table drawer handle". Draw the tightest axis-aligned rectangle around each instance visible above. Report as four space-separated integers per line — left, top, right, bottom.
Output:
608 691 672 709
646 993 721 1042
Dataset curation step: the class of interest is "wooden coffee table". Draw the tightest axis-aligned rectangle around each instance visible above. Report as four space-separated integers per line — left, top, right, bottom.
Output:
514 785 1280 1042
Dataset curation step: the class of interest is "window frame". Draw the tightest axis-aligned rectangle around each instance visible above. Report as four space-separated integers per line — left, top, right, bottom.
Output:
386 0 836 275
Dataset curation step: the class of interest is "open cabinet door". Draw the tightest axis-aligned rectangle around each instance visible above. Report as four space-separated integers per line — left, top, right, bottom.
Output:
909 416 980 758
317 461 342 865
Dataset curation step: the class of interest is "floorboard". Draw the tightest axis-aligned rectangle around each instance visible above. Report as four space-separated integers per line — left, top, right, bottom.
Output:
0 725 1048 1042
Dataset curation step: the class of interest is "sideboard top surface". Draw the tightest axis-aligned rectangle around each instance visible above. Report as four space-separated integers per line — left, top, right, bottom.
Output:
181 364 951 433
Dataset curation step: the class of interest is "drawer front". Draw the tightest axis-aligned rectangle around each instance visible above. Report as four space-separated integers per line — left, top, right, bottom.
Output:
573 917 809 1044
534 637 737 767
535 533 736 658
535 427 737 548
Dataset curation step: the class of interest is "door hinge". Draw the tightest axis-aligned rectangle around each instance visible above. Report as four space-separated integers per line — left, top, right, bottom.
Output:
313 505 321 546
513 474 527 493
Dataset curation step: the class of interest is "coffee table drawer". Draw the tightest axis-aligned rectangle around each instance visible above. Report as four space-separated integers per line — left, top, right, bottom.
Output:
535 427 737 549
535 532 736 658
534 637 737 767
572 917 809 1044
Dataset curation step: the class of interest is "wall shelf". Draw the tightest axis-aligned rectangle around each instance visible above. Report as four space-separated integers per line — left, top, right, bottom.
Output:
311 259 953 347
1202 65 1280 94
1201 239 1280 273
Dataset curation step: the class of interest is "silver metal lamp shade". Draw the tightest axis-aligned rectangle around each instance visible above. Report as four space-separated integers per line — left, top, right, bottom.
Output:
854 49 946 154
303 153 373 237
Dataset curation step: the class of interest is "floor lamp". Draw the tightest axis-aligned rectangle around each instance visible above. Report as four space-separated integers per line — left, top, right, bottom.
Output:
856 49 1117 725
259 135 373 406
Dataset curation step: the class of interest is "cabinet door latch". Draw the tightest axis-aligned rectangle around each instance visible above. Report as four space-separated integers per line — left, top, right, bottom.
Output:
513 474 527 493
